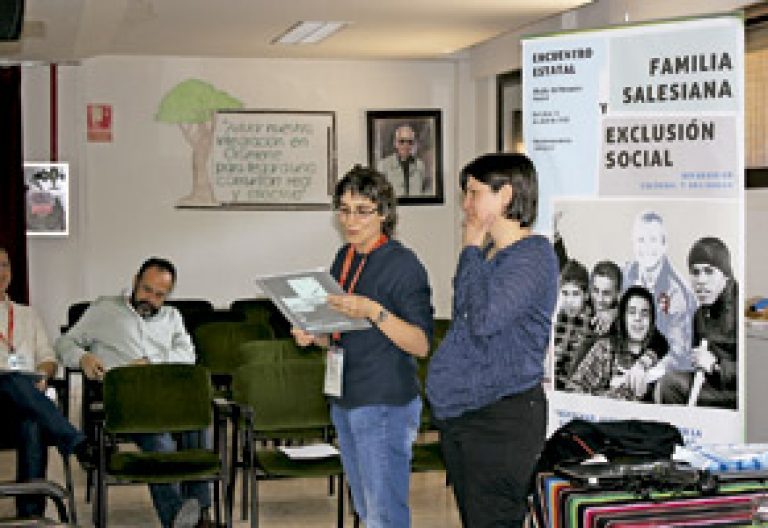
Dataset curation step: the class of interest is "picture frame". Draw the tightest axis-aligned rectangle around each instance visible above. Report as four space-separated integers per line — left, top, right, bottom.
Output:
24 162 70 236
366 109 443 205
496 70 523 153
202 110 337 211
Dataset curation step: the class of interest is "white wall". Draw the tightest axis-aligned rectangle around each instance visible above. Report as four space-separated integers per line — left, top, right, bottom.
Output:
24 57 462 335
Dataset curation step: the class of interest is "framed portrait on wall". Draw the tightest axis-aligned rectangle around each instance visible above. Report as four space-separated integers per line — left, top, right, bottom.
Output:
24 162 70 236
366 109 443 205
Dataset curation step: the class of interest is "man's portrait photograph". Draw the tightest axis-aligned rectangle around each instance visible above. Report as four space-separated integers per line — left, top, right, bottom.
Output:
367 109 443 204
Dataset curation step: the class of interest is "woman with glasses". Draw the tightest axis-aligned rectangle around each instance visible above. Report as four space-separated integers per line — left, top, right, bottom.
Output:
426 153 558 528
292 165 433 528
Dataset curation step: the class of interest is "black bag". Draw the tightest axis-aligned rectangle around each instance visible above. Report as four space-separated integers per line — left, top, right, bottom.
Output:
528 419 684 527
536 419 684 474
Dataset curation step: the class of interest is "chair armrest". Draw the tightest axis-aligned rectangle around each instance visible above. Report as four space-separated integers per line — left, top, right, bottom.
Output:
0 480 68 500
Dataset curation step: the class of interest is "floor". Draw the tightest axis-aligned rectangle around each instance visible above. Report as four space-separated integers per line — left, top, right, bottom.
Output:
0 442 463 527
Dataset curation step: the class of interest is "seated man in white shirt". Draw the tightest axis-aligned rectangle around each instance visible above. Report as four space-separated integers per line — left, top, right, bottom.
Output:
55 257 210 528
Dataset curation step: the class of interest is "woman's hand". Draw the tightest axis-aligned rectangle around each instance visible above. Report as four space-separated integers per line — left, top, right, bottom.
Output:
463 211 495 248
291 327 329 348
327 294 378 320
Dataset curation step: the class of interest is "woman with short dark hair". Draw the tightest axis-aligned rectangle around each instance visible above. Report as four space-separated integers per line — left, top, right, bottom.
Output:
293 165 433 527
426 153 559 528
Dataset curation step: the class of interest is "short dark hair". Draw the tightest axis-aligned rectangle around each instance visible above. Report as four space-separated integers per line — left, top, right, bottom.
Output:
136 257 177 286
459 153 538 227
333 165 397 237
560 259 589 293
688 237 733 279
591 260 622 292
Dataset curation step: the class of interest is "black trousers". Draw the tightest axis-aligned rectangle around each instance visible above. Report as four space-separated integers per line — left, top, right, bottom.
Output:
436 385 547 528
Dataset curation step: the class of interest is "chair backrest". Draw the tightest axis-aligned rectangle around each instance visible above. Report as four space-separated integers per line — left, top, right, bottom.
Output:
232 360 330 432
103 364 212 434
165 298 215 334
433 318 451 344
237 338 324 365
194 322 275 374
229 297 292 338
61 301 92 333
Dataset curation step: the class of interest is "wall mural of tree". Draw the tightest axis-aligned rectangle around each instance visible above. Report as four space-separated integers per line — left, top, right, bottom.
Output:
155 79 243 206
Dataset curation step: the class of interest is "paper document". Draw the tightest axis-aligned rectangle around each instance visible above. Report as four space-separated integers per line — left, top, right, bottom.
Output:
255 269 371 334
278 443 340 460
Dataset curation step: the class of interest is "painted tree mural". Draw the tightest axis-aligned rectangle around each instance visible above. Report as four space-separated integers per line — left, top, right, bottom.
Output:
155 79 243 206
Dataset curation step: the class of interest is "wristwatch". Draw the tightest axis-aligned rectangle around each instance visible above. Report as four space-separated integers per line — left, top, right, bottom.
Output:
375 307 389 325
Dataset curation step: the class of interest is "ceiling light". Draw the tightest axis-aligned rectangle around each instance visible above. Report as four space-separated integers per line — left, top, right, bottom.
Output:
273 21 347 45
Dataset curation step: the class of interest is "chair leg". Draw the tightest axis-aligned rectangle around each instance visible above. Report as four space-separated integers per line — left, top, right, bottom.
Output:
250 457 258 528
213 479 221 526
224 477 233 528
62 456 78 525
85 467 93 502
95 426 108 528
337 473 344 528
241 429 249 521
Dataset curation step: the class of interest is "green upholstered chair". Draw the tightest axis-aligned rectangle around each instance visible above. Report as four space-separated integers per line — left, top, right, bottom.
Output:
194 322 275 397
95 364 232 528
165 298 215 337
229 298 293 339
237 338 324 365
231 360 345 527
433 317 451 343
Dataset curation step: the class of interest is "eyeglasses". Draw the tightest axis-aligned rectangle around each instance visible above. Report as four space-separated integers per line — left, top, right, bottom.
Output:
397 138 415 145
335 206 379 218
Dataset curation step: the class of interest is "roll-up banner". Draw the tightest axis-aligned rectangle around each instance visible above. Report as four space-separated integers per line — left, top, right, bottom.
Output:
523 14 744 444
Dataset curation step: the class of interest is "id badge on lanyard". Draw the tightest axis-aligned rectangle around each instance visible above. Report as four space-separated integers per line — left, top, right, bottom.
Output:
324 345 344 397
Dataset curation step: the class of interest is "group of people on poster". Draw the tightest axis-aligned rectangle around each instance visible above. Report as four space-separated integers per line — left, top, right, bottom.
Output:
552 209 738 409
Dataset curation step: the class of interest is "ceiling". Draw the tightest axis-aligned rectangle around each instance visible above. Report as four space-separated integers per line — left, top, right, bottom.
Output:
0 0 592 63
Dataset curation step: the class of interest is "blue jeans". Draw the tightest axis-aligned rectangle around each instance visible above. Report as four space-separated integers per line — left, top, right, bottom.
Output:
0 373 85 517
131 431 212 528
331 397 421 528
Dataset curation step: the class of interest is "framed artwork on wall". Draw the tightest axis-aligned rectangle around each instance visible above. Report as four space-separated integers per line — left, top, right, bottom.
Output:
366 109 443 205
496 70 523 153
24 162 69 236
206 110 337 210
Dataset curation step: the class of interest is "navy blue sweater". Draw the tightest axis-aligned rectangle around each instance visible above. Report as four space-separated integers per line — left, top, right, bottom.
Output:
427 235 558 420
331 239 433 408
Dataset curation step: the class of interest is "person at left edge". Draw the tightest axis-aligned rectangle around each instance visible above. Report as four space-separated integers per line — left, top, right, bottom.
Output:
0 245 87 519
292 165 433 528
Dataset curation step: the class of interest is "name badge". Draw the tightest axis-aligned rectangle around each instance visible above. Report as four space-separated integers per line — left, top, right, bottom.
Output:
324 346 344 398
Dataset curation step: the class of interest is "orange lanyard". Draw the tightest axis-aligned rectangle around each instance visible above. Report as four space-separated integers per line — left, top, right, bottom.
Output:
333 234 388 342
338 234 388 293
0 301 14 353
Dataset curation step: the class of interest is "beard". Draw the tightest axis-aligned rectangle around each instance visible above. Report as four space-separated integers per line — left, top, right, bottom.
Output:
130 292 160 319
